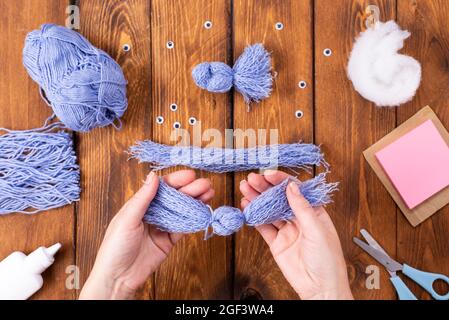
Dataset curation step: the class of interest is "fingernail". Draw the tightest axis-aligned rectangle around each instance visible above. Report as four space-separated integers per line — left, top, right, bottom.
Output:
263 169 276 176
240 179 246 185
288 182 300 195
144 171 155 184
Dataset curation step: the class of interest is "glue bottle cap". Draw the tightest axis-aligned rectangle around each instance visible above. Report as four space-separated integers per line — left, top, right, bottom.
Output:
24 243 62 274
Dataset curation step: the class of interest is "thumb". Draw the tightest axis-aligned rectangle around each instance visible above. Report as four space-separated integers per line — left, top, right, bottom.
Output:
286 181 320 230
119 171 160 226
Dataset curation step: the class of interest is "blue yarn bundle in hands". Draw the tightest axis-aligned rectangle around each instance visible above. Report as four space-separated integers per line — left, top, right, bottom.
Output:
23 24 128 132
0 122 80 214
192 44 272 103
129 141 326 173
145 173 338 238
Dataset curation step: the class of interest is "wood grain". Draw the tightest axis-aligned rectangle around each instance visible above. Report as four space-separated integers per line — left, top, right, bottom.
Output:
76 0 153 299
0 0 74 299
151 0 232 299
233 0 313 300
314 0 398 299
397 0 449 299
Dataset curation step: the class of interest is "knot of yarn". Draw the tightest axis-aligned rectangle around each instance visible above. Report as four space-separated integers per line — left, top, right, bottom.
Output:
191 43 272 104
23 24 128 132
192 62 234 93
347 20 421 107
208 206 245 237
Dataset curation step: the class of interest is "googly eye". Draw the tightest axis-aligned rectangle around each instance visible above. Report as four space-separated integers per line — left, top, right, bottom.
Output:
173 121 181 129
204 20 212 29
122 43 131 52
169 103 178 112
323 48 332 57
188 117 197 125
298 81 307 89
166 41 174 49
275 22 284 30
156 116 164 124
295 110 304 119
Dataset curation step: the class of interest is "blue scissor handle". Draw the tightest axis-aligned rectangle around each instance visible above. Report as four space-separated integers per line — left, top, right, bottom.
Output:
403 264 449 300
390 275 417 300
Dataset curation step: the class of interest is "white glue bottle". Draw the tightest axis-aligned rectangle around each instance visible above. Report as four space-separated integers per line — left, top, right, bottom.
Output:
0 243 61 300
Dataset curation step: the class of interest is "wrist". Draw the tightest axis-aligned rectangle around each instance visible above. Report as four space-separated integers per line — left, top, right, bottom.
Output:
302 286 353 300
79 269 136 300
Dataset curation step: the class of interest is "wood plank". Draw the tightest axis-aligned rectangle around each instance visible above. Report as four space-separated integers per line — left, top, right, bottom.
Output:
76 0 153 299
233 0 313 300
0 0 74 299
397 0 449 299
314 0 398 299
151 0 232 299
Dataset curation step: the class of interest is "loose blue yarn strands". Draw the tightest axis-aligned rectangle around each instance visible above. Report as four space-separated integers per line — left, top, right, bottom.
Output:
23 24 128 132
145 173 338 238
0 121 80 215
129 141 327 173
0 23 125 214
192 44 272 103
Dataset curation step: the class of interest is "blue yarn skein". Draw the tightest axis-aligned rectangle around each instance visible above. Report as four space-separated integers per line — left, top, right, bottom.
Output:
129 141 327 173
23 24 128 132
192 44 272 103
144 173 338 238
0 122 80 214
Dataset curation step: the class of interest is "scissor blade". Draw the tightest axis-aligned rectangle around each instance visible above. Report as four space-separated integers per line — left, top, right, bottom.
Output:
353 237 403 272
360 229 389 256
360 229 396 277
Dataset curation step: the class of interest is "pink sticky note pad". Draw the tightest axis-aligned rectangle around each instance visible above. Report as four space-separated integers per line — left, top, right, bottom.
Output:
375 120 449 209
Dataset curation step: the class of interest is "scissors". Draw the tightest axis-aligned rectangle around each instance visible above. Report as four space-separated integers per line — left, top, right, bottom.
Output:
353 229 449 300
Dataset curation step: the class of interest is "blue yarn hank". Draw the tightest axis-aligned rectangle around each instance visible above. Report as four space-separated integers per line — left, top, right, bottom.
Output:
192 43 272 103
1 23 126 214
23 24 128 132
0 122 80 214
129 141 327 173
145 173 338 238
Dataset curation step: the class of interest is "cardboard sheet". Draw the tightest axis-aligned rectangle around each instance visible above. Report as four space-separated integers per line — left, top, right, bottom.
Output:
364 106 449 226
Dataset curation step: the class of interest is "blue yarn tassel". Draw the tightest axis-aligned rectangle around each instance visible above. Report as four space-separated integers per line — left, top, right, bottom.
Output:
129 141 327 173
192 44 272 103
23 24 128 132
144 173 338 238
0 122 80 214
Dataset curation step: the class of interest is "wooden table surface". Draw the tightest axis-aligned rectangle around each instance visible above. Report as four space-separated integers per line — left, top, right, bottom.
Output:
1 0 448 300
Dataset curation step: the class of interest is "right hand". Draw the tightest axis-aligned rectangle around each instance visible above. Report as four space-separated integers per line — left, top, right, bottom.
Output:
240 170 353 300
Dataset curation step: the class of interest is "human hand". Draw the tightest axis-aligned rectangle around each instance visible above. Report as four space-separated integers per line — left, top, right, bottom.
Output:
79 170 214 300
240 170 353 300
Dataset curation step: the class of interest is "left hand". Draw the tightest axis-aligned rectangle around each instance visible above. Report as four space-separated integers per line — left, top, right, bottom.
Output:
79 170 214 299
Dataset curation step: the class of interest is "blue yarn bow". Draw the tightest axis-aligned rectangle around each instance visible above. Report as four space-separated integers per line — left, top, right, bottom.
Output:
192 44 272 104
144 174 338 238
23 24 128 132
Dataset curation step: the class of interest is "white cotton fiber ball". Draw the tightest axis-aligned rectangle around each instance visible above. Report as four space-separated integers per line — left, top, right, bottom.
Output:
347 20 421 107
